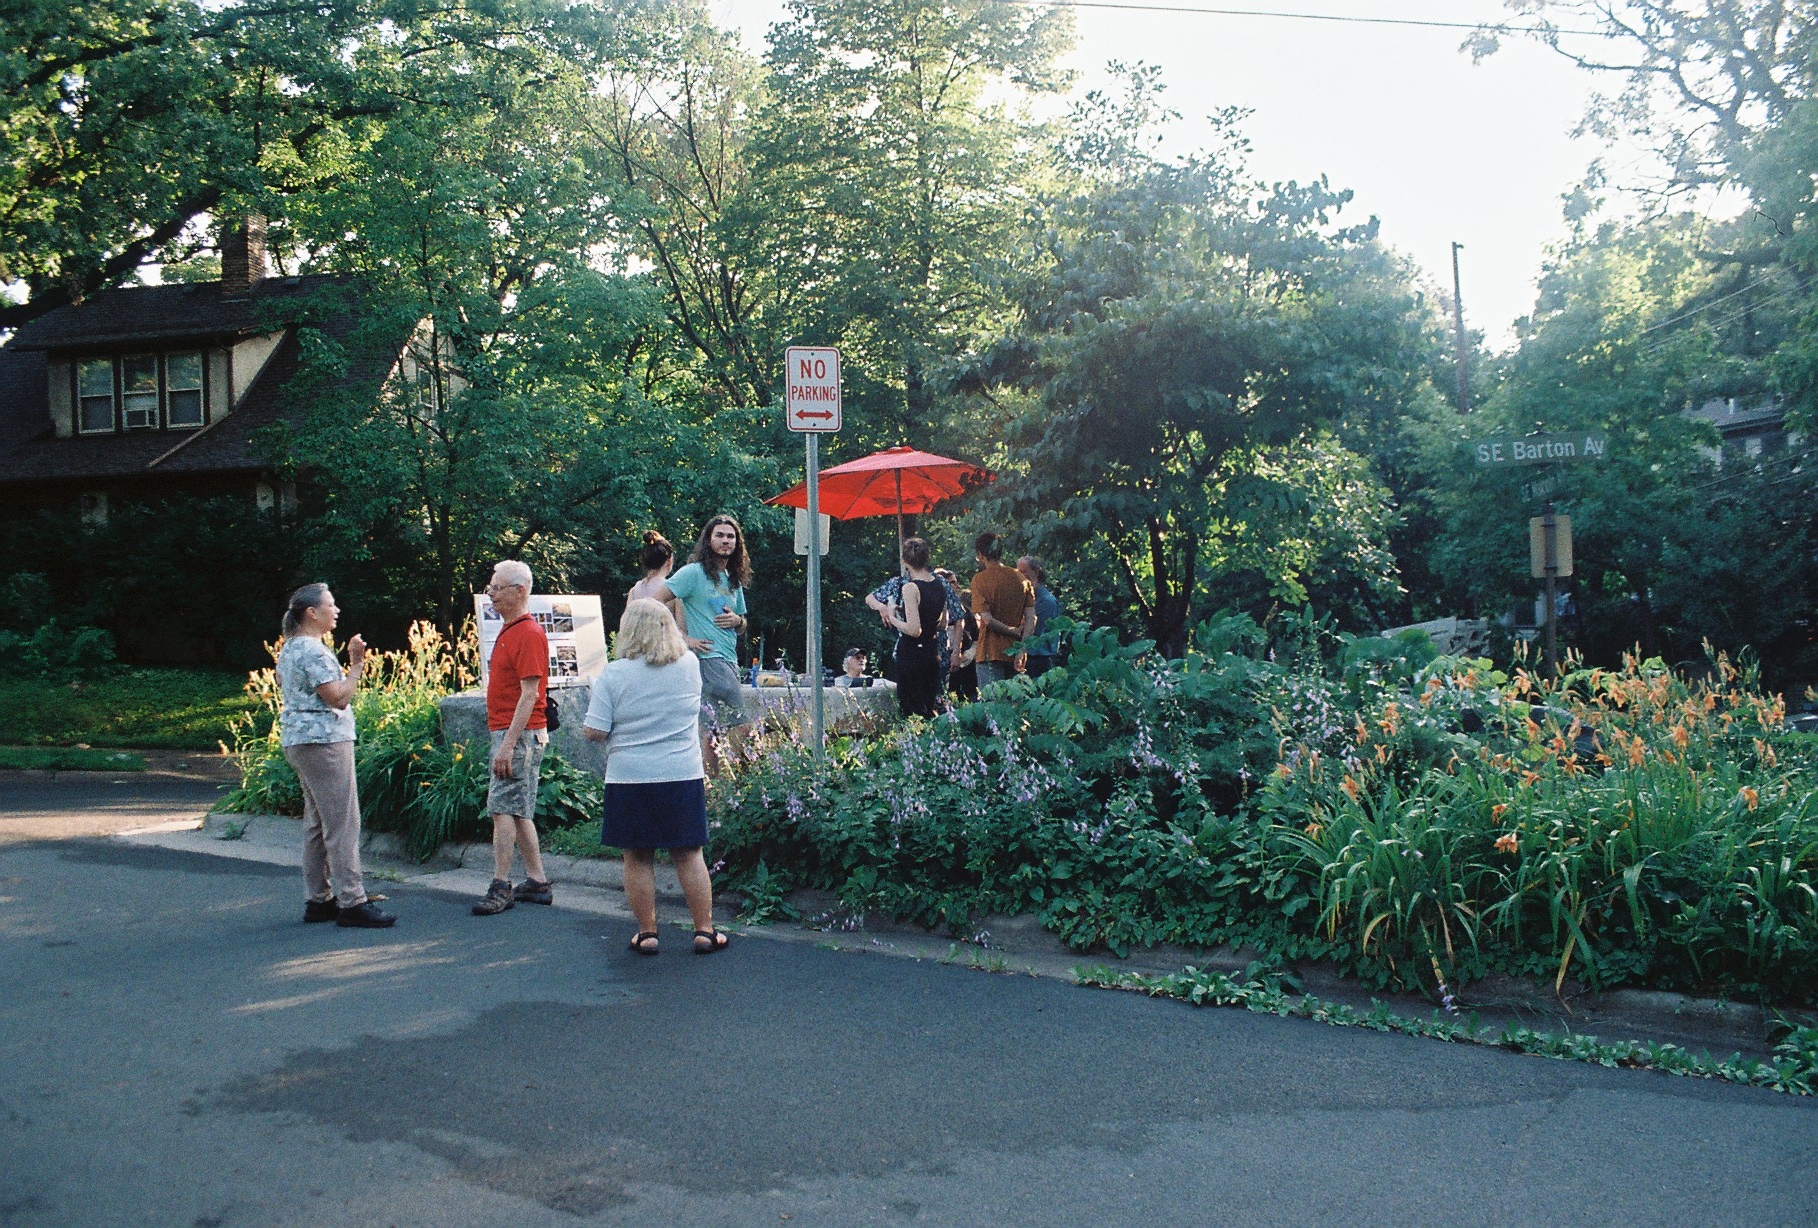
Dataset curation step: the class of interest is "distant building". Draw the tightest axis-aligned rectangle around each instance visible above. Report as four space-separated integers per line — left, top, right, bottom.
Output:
1686 397 1792 464
0 220 399 521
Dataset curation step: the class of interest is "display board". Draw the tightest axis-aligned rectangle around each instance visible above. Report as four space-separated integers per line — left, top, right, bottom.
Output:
473 594 607 688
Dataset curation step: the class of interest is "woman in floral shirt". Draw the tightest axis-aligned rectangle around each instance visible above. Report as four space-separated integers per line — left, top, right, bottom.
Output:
277 583 395 928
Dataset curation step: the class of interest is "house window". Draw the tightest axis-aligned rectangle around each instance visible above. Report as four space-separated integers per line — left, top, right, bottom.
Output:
166 352 204 427
121 355 159 429
70 352 209 433
78 360 115 433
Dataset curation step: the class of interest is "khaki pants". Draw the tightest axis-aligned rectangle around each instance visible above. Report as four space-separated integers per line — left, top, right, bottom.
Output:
284 741 366 908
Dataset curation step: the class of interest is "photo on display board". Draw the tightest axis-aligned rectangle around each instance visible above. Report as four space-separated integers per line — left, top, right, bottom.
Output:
474 593 606 689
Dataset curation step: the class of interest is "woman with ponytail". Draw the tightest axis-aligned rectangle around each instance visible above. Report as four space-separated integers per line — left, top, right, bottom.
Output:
627 530 686 630
276 584 395 928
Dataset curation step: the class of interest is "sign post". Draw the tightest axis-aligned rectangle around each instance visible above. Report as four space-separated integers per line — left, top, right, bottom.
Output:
785 346 841 759
1529 506 1573 679
1470 432 1599 679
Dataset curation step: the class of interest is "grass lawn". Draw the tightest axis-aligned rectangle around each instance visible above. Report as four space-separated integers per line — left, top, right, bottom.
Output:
0 668 266 750
0 746 147 771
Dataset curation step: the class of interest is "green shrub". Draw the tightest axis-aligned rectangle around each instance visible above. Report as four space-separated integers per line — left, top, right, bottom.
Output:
711 616 1282 952
713 618 1818 1008
0 619 118 678
1259 648 1818 1001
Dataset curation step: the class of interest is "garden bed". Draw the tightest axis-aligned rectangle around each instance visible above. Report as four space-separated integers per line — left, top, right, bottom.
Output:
709 617 1818 1012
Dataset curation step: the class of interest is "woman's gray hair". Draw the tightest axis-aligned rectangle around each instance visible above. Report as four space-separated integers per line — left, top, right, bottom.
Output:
282 583 331 637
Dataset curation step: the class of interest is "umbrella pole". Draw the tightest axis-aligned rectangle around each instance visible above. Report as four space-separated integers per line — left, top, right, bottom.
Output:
896 470 905 575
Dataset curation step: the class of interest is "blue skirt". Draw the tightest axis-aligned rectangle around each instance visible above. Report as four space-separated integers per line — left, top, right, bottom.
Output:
601 778 708 850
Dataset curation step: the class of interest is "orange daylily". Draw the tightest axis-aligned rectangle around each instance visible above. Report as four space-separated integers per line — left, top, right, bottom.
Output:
1494 833 1519 854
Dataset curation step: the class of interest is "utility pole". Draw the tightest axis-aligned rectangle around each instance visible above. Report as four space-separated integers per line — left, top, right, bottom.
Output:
1451 241 1471 414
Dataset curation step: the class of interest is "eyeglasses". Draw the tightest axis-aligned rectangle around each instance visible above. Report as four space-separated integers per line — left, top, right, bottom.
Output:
485 581 526 593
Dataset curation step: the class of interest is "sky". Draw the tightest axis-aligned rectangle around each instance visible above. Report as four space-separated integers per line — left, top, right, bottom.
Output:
709 0 1653 349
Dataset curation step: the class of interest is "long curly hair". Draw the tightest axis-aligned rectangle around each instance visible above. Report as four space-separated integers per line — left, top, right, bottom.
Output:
688 515 751 589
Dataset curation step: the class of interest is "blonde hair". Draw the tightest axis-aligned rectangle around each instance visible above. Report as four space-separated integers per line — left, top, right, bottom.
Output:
615 598 687 666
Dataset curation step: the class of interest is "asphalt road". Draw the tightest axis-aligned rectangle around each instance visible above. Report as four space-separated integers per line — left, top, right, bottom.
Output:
0 759 232 844
3 838 1817 1227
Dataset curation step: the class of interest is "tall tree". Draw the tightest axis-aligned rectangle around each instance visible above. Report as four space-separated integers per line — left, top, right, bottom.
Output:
271 34 776 631
1413 214 1818 678
744 0 1072 443
589 7 773 411
0 0 617 328
961 81 1437 653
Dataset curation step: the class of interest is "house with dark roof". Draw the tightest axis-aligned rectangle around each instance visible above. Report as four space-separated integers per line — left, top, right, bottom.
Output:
1686 397 1794 463
0 223 391 521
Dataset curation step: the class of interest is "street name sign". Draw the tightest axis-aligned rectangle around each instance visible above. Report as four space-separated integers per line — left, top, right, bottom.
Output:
785 346 841 432
1472 433 1607 466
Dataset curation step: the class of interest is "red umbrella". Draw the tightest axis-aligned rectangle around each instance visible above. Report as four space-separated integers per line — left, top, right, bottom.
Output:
765 446 994 561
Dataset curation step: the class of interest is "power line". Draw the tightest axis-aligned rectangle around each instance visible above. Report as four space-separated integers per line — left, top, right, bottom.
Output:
1641 281 1805 355
1002 1 1615 36
1638 271 1781 336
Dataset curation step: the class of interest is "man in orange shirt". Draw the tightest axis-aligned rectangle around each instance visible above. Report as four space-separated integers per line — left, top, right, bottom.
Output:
473 559 554 916
969 531 1036 688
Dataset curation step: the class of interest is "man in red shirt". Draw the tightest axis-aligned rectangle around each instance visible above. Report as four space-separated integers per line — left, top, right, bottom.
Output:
473 559 554 915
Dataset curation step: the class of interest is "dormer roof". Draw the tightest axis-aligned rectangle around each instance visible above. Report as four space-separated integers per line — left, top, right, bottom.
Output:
7 274 352 353
0 273 399 488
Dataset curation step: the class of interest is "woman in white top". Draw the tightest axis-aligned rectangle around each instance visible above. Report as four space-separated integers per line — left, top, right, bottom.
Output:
583 598 728 955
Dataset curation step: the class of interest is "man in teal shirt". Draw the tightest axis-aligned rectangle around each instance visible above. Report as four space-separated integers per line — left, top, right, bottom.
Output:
651 515 751 770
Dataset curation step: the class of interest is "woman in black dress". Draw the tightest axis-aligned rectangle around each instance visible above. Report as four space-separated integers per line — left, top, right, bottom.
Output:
883 537 948 719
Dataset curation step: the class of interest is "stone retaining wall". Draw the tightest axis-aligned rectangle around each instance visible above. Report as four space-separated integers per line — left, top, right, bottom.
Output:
437 680 899 768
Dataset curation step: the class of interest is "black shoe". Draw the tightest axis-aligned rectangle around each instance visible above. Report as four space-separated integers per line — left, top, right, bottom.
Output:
335 900 396 928
512 878 553 906
472 879 515 915
303 899 340 923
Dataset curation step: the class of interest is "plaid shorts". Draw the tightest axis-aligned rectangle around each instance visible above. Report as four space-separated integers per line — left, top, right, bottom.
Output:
486 729 547 819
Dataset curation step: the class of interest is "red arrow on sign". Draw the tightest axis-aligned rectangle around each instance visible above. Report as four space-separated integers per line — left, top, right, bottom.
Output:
795 410 836 420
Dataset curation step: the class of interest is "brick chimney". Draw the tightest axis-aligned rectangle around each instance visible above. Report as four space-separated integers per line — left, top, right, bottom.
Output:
220 215 267 295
